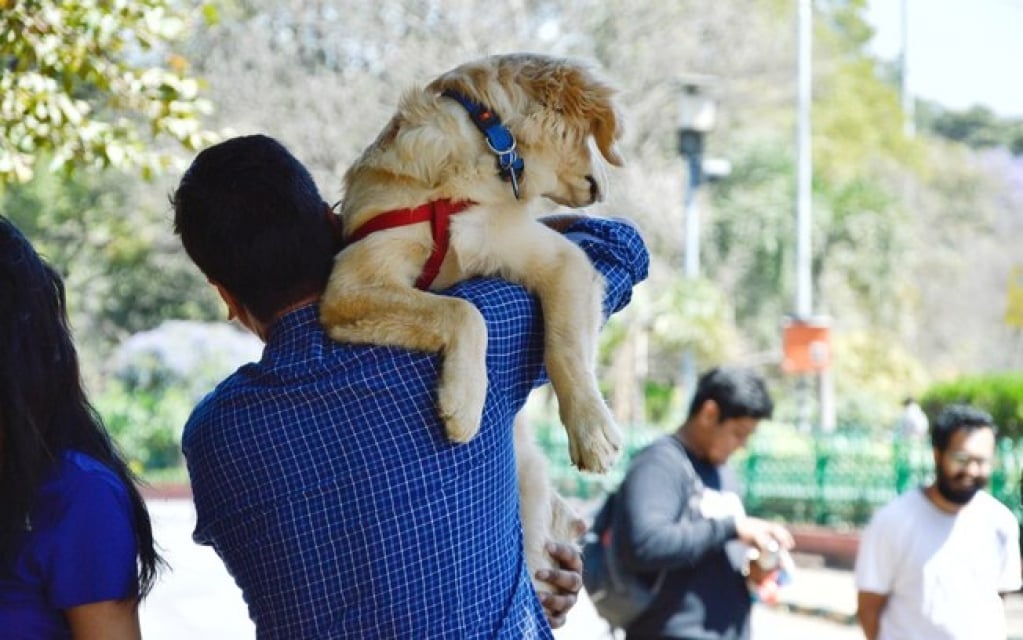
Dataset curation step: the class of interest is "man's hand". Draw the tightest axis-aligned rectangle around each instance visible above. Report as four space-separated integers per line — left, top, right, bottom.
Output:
746 560 775 586
538 214 587 233
535 541 584 629
539 214 640 235
857 590 888 640
735 515 794 555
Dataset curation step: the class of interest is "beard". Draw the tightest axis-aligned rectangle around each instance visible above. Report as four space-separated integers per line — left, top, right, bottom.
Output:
935 470 988 505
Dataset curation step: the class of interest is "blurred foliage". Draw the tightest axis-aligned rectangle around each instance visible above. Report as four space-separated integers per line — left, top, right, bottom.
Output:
642 381 678 426
829 330 929 432
1 162 223 383
4 0 1022 474
703 4 922 358
704 141 797 348
0 0 218 184
922 373 1023 440
109 319 262 398
96 381 193 470
599 278 740 427
919 103 1023 156
95 320 261 471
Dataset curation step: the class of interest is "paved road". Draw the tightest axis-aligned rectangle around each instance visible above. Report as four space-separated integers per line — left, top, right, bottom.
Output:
552 584 863 640
140 498 1018 639
141 499 252 639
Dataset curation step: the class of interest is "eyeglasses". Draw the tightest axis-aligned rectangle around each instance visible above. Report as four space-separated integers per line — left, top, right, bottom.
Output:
946 452 992 470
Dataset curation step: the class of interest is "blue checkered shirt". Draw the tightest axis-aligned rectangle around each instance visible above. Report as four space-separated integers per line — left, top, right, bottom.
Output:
182 218 649 639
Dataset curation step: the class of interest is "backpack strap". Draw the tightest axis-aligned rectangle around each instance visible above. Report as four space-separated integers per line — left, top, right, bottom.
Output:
668 435 705 518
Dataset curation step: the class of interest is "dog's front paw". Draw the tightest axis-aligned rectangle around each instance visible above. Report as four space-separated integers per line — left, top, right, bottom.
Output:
437 370 487 443
564 402 622 473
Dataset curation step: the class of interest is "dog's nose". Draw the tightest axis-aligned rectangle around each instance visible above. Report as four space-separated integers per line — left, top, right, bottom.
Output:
586 175 600 202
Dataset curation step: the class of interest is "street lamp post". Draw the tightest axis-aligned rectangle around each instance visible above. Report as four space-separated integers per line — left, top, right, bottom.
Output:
677 78 717 401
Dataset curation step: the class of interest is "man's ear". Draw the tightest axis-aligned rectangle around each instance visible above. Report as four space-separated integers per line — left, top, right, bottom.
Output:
212 282 242 322
211 282 269 341
697 399 721 427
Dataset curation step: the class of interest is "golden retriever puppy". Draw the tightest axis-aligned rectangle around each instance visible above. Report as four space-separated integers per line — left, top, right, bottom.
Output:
320 52 623 587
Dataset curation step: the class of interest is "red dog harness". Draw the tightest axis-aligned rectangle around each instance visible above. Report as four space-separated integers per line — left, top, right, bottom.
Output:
345 199 473 290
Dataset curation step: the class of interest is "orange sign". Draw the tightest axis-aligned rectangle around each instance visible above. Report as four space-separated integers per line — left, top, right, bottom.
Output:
782 319 831 374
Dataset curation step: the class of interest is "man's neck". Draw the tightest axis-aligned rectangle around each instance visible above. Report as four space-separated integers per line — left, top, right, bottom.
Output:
923 484 966 515
675 425 703 459
274 295 319 320
250 295 320 342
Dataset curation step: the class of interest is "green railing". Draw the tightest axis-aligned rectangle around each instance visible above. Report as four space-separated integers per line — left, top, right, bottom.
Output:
537 422 1023 528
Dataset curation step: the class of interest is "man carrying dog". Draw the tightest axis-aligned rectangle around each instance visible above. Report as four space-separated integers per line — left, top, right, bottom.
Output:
171 134 649 638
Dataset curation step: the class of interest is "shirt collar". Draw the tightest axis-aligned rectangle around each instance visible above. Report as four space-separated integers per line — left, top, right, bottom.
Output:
263 302 321 353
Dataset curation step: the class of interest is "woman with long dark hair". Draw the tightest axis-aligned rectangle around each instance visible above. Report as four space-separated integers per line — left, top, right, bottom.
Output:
0 216 162 639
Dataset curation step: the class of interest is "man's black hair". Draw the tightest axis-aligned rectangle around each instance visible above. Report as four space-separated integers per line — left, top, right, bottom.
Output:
171 134 337 323
930 404 996 452
687 366 773 422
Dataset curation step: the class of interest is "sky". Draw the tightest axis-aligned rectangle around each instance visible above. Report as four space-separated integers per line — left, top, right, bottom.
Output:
864 0 1023 117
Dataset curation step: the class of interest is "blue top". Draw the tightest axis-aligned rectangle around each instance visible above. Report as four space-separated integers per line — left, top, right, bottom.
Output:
182 218 649 639
0 450 139 640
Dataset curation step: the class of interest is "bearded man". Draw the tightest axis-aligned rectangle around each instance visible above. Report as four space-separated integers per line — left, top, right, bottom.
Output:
855 404 1021 640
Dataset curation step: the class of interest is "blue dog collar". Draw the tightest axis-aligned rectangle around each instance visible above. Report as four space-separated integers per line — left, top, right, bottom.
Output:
442 90 525 199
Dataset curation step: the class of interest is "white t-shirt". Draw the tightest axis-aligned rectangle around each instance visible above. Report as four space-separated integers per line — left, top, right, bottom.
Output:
855 487 1021 640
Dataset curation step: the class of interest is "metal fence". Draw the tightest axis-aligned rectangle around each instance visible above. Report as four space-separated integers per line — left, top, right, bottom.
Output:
537 422 1023 528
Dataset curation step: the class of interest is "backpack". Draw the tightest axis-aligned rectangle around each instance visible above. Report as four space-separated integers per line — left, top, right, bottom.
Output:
581 491 667 629
581 437 702 630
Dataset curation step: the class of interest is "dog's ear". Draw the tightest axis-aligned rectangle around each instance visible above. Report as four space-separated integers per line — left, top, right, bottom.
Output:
566 68 624 168
527 59 625 167
588 95 624 168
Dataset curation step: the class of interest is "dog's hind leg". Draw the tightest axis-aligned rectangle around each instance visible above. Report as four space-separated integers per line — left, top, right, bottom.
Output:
514 413 582 596
320 276 488 443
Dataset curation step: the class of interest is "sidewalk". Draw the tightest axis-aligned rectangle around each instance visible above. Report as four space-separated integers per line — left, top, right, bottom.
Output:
552 565 865 640
141 498 1023 638
140 498 252 639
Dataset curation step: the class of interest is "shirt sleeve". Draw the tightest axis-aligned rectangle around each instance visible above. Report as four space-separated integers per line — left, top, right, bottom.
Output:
616 440 737 572
45 466 139 609
997 509 1022 593
854 510 894 594
563 216 650 319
